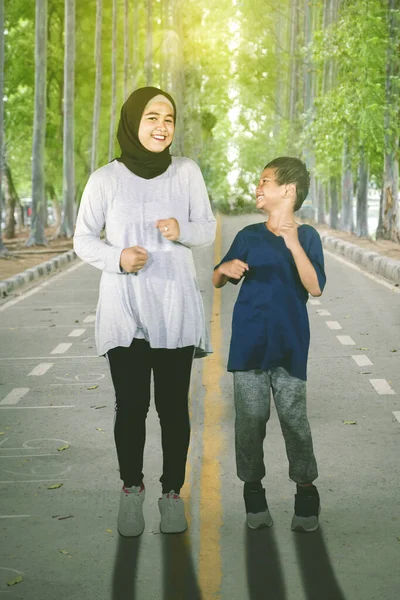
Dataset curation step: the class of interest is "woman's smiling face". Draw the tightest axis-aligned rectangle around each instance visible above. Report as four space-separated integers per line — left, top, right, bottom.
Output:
138 101 175 153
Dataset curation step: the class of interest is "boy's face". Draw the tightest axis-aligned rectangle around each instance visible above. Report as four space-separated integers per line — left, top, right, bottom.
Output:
255 168 295 212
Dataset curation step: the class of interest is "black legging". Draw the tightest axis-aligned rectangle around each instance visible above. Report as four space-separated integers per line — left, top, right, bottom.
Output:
107 339 195 493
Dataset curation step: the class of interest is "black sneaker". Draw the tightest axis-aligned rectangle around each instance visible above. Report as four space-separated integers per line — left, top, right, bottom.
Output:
291 484 320 533
244 486 273 529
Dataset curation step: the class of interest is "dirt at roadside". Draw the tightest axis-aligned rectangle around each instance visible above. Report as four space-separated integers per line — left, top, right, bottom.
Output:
0 226 73 281
301 220 400 262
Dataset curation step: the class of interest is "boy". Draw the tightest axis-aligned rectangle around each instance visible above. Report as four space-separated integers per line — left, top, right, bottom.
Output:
212 157 326 533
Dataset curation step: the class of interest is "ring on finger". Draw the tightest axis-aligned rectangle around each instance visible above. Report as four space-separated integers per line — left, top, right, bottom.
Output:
164 226 169 232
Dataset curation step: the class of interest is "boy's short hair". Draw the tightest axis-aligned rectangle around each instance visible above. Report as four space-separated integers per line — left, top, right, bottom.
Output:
264 157 310 211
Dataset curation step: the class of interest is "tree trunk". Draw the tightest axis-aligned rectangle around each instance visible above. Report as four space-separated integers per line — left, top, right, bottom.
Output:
26 0 48 247
15 197 24 230
57 0 75 238
91 0 102 173
170 0 184 156
329 176 339 229
356 150 369 237
288 0 299 127
317 180 326 224
341 140 354 232
376 0 400 242
145 0 153 86
3 162 18 239
124 0 129 99
0 0 7 254
132 0 139 90
109 0 117 162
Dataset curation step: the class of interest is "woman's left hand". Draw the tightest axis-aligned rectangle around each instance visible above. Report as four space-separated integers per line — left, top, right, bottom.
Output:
156 218 180 241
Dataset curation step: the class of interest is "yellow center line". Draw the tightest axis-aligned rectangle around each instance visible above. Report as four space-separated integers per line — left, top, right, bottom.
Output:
198 213 224 599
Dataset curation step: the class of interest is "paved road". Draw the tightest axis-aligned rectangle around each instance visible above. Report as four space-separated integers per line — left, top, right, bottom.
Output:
0 213 399 600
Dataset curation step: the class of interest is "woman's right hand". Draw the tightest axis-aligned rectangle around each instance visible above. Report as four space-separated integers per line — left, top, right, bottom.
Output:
120 246 148 273
217 259 249 280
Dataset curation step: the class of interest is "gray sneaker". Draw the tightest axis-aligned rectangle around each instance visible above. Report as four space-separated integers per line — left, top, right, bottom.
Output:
244 488 273 530
158 490 188 534
117 483 145 537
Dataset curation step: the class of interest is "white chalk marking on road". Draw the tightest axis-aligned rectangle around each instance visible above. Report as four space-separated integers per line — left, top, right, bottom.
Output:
0 388 30 405
0 515 31 518
0 355 97 361
337 335 356 345
0 261 85 312
316 309 331 316
68 329 86 337
28 363 54 376
308 299 321 305
324 249 400 294
326 321 342 330
50 343 72 355
369 379 395 395
0 405 76 409
352 355 373 367
393 412 400 423
83 315 96 323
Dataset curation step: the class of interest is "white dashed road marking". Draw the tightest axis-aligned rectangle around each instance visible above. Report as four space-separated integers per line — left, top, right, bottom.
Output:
316 309 331 316
83 315 96 323
369 379 395 395
50 343 73 355
393 412 400 423
337 335 356 345
68 329 86 337
0 388 30 405
352 355 373 367
308 299 321 305
326 321 342 330
28 363 54 376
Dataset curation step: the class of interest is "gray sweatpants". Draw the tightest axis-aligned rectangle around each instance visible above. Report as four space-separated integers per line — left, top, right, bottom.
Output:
233 368 318 485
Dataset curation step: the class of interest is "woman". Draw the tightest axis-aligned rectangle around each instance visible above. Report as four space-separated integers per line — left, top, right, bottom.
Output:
73 87 216 537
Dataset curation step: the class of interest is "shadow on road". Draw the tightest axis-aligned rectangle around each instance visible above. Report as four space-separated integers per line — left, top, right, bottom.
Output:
294 526 347 600
111 534 142 600
245 525 287 600
161 531 202 600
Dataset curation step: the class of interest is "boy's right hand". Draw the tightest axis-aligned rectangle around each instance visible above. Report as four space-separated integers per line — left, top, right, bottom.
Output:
218 259 249 280
120 246 148 273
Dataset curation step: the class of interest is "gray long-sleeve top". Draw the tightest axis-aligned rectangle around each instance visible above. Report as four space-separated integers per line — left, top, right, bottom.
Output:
73 157 216 358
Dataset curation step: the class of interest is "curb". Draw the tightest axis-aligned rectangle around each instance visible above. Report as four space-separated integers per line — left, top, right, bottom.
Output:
321 233 400 286
0 249 77 298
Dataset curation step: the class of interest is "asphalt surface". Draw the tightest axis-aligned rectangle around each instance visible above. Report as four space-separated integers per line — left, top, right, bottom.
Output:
0 213 399 600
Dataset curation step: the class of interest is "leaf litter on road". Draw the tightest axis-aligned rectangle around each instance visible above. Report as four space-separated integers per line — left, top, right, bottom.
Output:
7 575 23 586
57 444 70 452
87 385 99 390
343 420 357 425
47 483 63 489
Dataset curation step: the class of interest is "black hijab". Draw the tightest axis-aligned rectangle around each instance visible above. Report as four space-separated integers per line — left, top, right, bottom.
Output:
116 86 177 179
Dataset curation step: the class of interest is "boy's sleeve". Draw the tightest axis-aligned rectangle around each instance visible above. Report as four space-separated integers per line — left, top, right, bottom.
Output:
303 227 327 293
214 230 248 285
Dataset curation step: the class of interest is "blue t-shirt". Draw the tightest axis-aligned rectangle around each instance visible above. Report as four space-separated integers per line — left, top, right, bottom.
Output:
214 223 326 381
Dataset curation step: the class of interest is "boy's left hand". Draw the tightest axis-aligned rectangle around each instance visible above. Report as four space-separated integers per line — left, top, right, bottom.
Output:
156 218 180 241
279 222 300 251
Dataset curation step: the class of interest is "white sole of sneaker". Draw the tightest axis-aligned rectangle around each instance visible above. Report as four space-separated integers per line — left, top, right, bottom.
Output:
291 515 319 533
247 511 273 530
